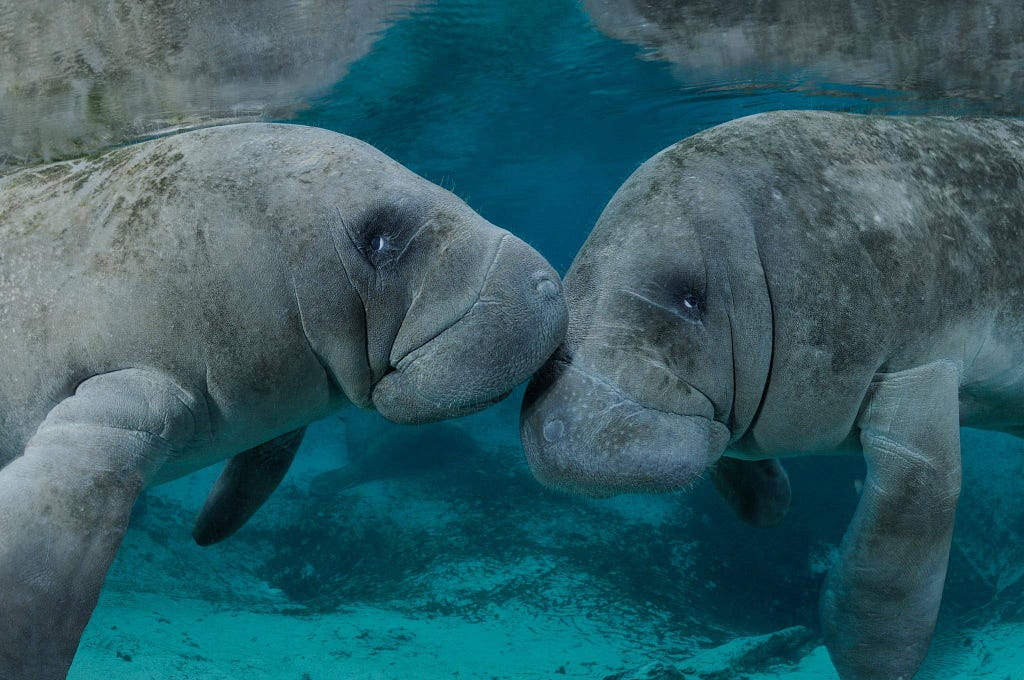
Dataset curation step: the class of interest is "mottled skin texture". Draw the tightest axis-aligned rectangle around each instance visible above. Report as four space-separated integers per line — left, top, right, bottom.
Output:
520 111 1024 679
0 123 566 679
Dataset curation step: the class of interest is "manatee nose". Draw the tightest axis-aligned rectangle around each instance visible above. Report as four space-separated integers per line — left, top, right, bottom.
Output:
520 357 730 497
496 237 566 351
542 417 565 443
532 272 561 300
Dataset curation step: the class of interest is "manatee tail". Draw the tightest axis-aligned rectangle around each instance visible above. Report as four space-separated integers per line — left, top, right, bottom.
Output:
309 466 366 495
307 410 389 495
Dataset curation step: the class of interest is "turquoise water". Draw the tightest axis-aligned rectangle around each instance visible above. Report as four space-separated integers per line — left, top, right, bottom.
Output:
25 0 1024 677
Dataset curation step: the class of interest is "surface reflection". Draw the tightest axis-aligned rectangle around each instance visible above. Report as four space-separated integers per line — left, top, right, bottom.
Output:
0 0 419 170
585 0 1024 111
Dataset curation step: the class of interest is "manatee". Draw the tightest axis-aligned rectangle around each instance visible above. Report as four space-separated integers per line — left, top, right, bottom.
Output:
520 110 1024 679
0 122 566 678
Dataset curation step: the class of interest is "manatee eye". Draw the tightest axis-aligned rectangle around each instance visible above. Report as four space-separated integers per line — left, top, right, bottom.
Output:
675 288 704 323
350 199 426 267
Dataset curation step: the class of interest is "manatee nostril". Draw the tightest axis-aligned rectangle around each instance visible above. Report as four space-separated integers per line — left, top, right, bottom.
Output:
542 417 565 444
532 272 560 299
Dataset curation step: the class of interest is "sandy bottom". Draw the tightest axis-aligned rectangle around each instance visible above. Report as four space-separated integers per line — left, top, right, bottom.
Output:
68 406 1024 679
76 591 664 679
72 591 1024 679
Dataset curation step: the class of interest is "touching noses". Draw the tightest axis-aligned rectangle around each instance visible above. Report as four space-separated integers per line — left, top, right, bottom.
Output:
488 235 567 353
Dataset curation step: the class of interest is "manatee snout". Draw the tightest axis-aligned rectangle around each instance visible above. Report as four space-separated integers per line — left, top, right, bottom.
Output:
520 355 730 496
373 234 567 423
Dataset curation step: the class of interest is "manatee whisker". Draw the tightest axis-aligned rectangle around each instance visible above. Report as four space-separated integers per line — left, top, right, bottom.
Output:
620 288 692 323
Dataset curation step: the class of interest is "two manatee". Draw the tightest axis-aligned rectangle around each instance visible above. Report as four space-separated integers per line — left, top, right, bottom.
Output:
3 108 1019 680
522 110 1024 679
0 123 566 678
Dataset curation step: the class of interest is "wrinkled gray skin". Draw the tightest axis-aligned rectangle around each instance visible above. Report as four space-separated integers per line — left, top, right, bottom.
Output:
0 122 566 679
521 111 1024 679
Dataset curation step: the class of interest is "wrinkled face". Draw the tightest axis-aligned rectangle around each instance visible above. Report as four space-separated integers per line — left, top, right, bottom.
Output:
519 158 764 495
307 137 568 424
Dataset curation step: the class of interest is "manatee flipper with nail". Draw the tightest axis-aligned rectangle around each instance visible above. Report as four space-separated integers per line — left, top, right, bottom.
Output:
0 123 566 679
520 110 1024 679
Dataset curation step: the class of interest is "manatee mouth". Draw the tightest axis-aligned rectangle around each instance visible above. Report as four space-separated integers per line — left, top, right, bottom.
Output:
372 360 515 424
370 234 567 425
520 357 730 496
369 323 526 424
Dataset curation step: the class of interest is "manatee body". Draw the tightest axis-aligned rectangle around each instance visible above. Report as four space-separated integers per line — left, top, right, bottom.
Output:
520 110 1024 679
0 122 566 678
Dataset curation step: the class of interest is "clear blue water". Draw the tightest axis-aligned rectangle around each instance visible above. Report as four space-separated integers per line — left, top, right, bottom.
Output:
5 0 1024 677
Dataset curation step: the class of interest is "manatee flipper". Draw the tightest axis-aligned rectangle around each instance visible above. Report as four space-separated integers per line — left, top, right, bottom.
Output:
709 456 791 527
821 360 962 680
192 426 305 546
0 369 197 680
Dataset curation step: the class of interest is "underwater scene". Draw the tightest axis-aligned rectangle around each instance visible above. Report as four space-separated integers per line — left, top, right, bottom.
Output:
4 1 1024 678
